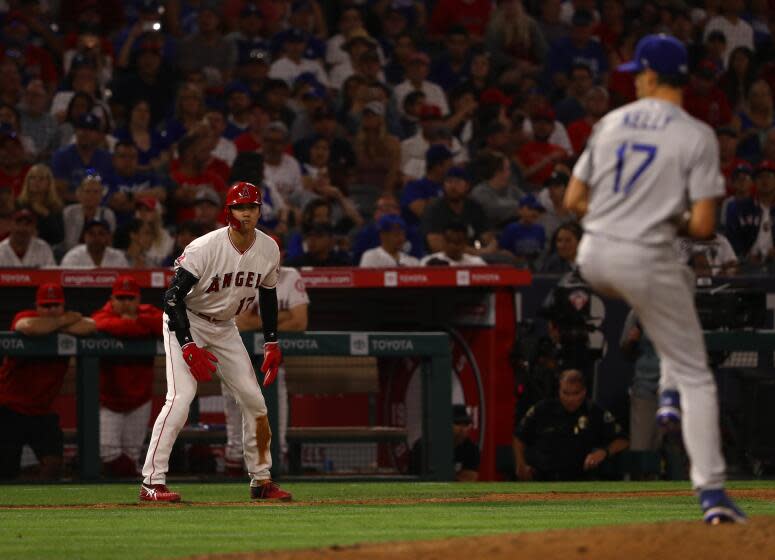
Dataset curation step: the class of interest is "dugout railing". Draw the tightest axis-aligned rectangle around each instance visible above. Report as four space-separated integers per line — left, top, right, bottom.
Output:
0 331 453 481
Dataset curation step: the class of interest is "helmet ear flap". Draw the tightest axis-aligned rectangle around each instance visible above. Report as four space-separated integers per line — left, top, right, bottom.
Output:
227 206 242 231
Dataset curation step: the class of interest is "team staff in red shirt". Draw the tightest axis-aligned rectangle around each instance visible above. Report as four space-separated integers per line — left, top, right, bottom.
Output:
92 276 163 477
0 283 95 480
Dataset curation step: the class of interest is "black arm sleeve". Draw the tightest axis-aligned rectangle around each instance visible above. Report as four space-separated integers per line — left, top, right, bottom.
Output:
163 267 199 347
258 286 278 343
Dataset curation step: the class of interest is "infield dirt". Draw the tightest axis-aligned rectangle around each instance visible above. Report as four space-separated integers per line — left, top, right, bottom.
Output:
190 516 775 560
174 489 772 560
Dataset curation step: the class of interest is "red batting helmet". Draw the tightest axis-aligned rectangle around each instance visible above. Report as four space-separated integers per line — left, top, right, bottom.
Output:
225 181 262 230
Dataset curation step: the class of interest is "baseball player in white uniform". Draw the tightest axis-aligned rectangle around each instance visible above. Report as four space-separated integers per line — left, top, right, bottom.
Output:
225 265 310 473
140 181 291 502
564 34 745 524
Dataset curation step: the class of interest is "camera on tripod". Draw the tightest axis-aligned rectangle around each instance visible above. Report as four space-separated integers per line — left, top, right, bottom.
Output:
539 273 602 366
695 284 767 331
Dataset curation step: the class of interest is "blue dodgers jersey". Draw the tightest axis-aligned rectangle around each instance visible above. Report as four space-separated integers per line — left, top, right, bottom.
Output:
573 98 725 245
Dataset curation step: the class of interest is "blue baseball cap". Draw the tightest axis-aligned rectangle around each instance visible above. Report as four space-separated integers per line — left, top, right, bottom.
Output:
225 81 251 97
377 214 406 232
445 166 469 182
0 122 18 141
284 28 307 44
292 0 312 13
238 44 270 65
617 34 688 76
76 112 102 131
83 218 111 232
518 194 545 212
240 3 262 17
295 72 325 98
426 144 455 167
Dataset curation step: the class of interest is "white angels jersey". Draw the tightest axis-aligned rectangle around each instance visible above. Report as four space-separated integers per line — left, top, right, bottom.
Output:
252 267 309 314
175 227 280 321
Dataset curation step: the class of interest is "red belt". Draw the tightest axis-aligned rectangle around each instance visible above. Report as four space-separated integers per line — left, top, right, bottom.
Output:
194 311 224 324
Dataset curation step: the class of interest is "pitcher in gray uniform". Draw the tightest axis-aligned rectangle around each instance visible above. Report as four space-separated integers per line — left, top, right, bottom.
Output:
563 34 746 524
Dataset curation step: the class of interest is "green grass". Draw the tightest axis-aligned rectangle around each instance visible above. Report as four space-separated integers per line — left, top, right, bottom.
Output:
1 481 774 559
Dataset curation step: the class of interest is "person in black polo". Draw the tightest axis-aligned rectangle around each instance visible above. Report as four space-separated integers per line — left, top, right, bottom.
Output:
421 165 496 256
513 369 628 481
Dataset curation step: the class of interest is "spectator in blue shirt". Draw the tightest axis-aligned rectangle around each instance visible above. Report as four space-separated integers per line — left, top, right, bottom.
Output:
104 141 166 226
554 63 594 125
352 194 426 263
429 25 472 92
51 113 112 203
112 99 170 171
545 10 607 94
725 160 775 266
113 1 176 69
499 194 547 268
234 43 271 98
401 145 454 227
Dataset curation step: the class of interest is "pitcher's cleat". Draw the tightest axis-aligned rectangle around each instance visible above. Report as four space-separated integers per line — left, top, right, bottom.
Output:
656 389 681 429
699 489 747 525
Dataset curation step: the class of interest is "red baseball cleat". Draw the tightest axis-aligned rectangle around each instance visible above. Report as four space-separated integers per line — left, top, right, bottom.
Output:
250 480 292 501
139 483 181 502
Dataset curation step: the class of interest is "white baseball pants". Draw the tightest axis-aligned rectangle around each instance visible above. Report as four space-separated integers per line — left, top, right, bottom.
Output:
100 402 151 464
222 366 288 468
577 233 726 490
142 312 272 485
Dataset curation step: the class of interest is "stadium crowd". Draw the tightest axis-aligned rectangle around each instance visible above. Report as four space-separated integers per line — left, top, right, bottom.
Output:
0 0 772 273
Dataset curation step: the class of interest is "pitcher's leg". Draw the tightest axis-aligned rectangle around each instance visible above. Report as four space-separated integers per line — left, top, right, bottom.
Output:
634 264 725 490
141 324 197 485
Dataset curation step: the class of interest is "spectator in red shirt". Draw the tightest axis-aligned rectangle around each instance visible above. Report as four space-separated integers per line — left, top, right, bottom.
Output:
607 30 637 108
516 105 568 189
594 0 623 51
197 125 232 184
0 127 30 198
0 283 96 480
0 58 24 107
717 126 748 194
170 132 227 223
234 104 269 154
567 86 610 155
92 275 162 478
0 11 59 94
683 60 733 129
428 0 492 40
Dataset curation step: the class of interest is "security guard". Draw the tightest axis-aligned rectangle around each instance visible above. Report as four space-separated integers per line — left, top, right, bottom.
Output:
513 369 628 481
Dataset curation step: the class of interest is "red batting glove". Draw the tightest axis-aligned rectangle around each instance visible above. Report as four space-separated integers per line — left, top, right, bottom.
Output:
181 342 218 382
260 341 282 386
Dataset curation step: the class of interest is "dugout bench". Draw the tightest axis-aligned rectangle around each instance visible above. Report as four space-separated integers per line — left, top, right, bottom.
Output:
0 331 453 481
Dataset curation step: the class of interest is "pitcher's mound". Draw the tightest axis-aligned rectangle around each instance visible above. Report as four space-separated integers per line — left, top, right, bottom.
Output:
193 516 775 560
